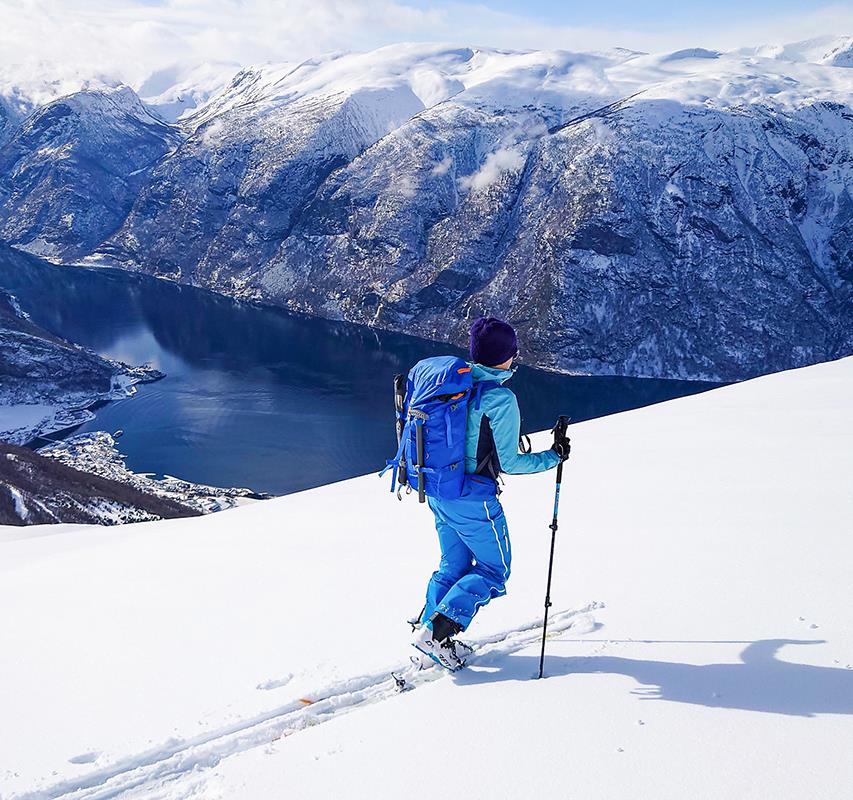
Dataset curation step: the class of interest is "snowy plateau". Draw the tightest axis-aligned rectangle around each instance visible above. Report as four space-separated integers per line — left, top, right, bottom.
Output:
1 356 851 800
1 38 852 380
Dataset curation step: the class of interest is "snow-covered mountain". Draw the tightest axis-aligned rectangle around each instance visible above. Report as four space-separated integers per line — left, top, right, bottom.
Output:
2 356 850 798
2 40 853 379
135 61 242 123
0 87 179 259
738 34 853 67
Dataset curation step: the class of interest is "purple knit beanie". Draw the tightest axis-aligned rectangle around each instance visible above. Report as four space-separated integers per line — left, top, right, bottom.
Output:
469 316 518 367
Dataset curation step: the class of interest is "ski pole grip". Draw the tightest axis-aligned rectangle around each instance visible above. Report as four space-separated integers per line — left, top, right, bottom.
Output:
552 415 570 443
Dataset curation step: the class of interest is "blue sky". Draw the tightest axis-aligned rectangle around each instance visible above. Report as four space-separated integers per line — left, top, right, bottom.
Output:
410 0 845 43
432 0 810 27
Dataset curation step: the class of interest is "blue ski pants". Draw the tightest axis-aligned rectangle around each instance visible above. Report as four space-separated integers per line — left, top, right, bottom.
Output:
421 487 511 630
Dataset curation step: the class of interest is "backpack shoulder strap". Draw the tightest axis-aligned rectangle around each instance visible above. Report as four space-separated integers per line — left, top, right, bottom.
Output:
472 379 499 411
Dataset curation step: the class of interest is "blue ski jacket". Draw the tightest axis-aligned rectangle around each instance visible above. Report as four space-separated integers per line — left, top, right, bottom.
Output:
465 362 559 478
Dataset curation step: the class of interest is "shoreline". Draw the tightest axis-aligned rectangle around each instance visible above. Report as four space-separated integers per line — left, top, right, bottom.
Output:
38 431 270 514
44 252 736 384
1 365 164 448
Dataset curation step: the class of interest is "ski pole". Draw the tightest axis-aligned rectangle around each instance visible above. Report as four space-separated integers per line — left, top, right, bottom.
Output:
538 415 570 679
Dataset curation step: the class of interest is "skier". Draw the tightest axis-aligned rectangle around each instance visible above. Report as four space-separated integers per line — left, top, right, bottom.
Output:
412 317 571 670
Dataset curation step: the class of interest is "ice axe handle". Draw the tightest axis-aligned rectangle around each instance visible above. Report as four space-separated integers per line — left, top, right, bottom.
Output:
393 374 408 488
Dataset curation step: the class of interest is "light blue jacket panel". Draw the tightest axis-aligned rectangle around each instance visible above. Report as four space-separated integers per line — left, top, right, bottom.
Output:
464 362 560 476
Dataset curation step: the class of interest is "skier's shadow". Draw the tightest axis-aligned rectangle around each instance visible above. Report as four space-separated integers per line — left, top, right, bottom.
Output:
455 639 853 716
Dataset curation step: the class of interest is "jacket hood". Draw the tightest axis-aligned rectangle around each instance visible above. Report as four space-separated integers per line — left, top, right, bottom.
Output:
468 362 515 385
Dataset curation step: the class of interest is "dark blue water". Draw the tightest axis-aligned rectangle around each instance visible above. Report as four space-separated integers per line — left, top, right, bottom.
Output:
0 251 722 495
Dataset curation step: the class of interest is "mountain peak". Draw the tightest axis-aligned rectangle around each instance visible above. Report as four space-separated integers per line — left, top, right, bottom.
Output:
738 35 853 67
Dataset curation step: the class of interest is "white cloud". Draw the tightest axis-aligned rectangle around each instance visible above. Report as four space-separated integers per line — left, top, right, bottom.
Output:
430 156 452 176
0 0 852 97
458 145 525 191
396 174 417 198
587 117 613 145
0 0 441 89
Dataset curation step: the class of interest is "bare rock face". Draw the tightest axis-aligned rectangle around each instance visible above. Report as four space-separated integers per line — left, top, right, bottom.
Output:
0 43 852 380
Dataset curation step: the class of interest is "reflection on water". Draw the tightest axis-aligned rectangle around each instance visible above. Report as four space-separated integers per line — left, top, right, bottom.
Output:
0 247 723 495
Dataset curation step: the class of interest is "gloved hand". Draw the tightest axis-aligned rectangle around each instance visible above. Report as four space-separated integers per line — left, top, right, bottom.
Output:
551 435 571 462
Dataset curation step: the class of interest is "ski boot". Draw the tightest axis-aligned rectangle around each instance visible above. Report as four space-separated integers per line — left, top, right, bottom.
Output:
412 613 467 672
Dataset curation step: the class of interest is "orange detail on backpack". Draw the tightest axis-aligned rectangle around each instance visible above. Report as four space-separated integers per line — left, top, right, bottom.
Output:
457 367 471 373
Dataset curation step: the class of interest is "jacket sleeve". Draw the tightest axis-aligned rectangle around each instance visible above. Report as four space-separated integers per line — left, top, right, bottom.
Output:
487 388 560 475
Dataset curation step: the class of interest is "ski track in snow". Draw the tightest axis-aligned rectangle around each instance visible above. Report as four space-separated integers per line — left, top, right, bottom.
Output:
11 603 603 800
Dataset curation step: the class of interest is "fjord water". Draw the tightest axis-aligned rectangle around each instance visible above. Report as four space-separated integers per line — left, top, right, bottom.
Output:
1 255 720 495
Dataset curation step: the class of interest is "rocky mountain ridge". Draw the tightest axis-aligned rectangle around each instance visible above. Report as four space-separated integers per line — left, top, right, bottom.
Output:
0 39 852 380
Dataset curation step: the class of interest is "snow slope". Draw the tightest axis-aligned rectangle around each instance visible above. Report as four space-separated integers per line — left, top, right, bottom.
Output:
1 357 851 799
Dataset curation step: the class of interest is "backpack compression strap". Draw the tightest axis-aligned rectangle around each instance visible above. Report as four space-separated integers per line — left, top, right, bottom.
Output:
378 415 436 497
379 418 410 494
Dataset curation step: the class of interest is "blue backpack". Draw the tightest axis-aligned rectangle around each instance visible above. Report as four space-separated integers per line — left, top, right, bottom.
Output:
381 355 491 502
